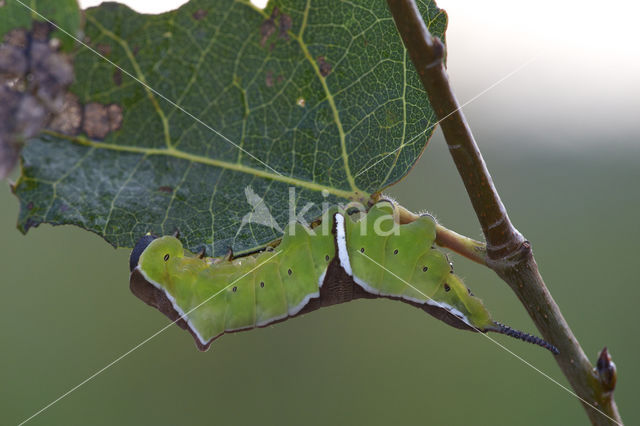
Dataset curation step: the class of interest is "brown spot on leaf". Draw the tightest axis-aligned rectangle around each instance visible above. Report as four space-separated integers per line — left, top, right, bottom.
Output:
261 8 292 47
278 13 292 40
192 9 207 20
158 186 173 193
83 102 109 139
0 90 33 177
107 103 123 131
1 29 28 76
260 14 276 47
32 21 52 41
82 102 122 139
4 28 27 48
0 42 28 76
30 40 74 106
97 43 112 56
265 70 274 87
317 56 331 77
0 23 75 177
112 68 122 86
48 92 82 135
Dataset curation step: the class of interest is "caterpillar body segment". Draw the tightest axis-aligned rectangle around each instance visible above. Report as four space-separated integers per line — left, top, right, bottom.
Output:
133 212 336 348
339 201 493 330
130 202 558 354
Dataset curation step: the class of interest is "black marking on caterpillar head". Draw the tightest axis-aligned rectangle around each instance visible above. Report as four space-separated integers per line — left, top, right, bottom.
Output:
129 234 157 272
444 283 451 292
491 321 559 355
163 254 170 262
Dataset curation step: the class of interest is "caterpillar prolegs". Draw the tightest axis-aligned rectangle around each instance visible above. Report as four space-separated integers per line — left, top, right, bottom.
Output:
129 201 559 354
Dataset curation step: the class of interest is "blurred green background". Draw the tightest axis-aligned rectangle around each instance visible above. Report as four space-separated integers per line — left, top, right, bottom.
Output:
2 0 639 425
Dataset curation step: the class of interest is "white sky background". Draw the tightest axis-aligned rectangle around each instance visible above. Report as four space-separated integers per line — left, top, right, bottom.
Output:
78 0 640 147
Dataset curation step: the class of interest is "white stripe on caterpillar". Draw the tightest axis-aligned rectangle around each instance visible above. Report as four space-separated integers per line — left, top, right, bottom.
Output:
335 213 352 276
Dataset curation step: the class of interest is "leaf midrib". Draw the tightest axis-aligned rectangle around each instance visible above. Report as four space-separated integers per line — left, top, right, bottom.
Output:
43 130 364 201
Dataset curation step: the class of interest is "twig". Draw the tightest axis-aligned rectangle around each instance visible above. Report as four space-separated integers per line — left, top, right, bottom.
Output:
386 1 623 424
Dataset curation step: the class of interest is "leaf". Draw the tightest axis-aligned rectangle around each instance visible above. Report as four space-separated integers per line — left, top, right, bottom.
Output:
12 0 447 256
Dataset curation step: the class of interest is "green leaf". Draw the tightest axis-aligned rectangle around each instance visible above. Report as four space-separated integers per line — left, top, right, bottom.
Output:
12 0 446 256
0 0 81 52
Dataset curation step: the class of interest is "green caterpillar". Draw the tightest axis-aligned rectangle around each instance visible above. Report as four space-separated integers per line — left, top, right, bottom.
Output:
129 201 558 354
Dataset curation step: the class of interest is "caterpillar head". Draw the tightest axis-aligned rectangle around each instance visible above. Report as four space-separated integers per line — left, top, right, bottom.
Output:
130 235 184 275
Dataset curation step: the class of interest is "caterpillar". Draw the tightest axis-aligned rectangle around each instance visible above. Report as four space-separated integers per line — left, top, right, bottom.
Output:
129 201 559 354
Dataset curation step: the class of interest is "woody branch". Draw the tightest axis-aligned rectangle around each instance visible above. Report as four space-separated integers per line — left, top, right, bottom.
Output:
385 1 622 425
